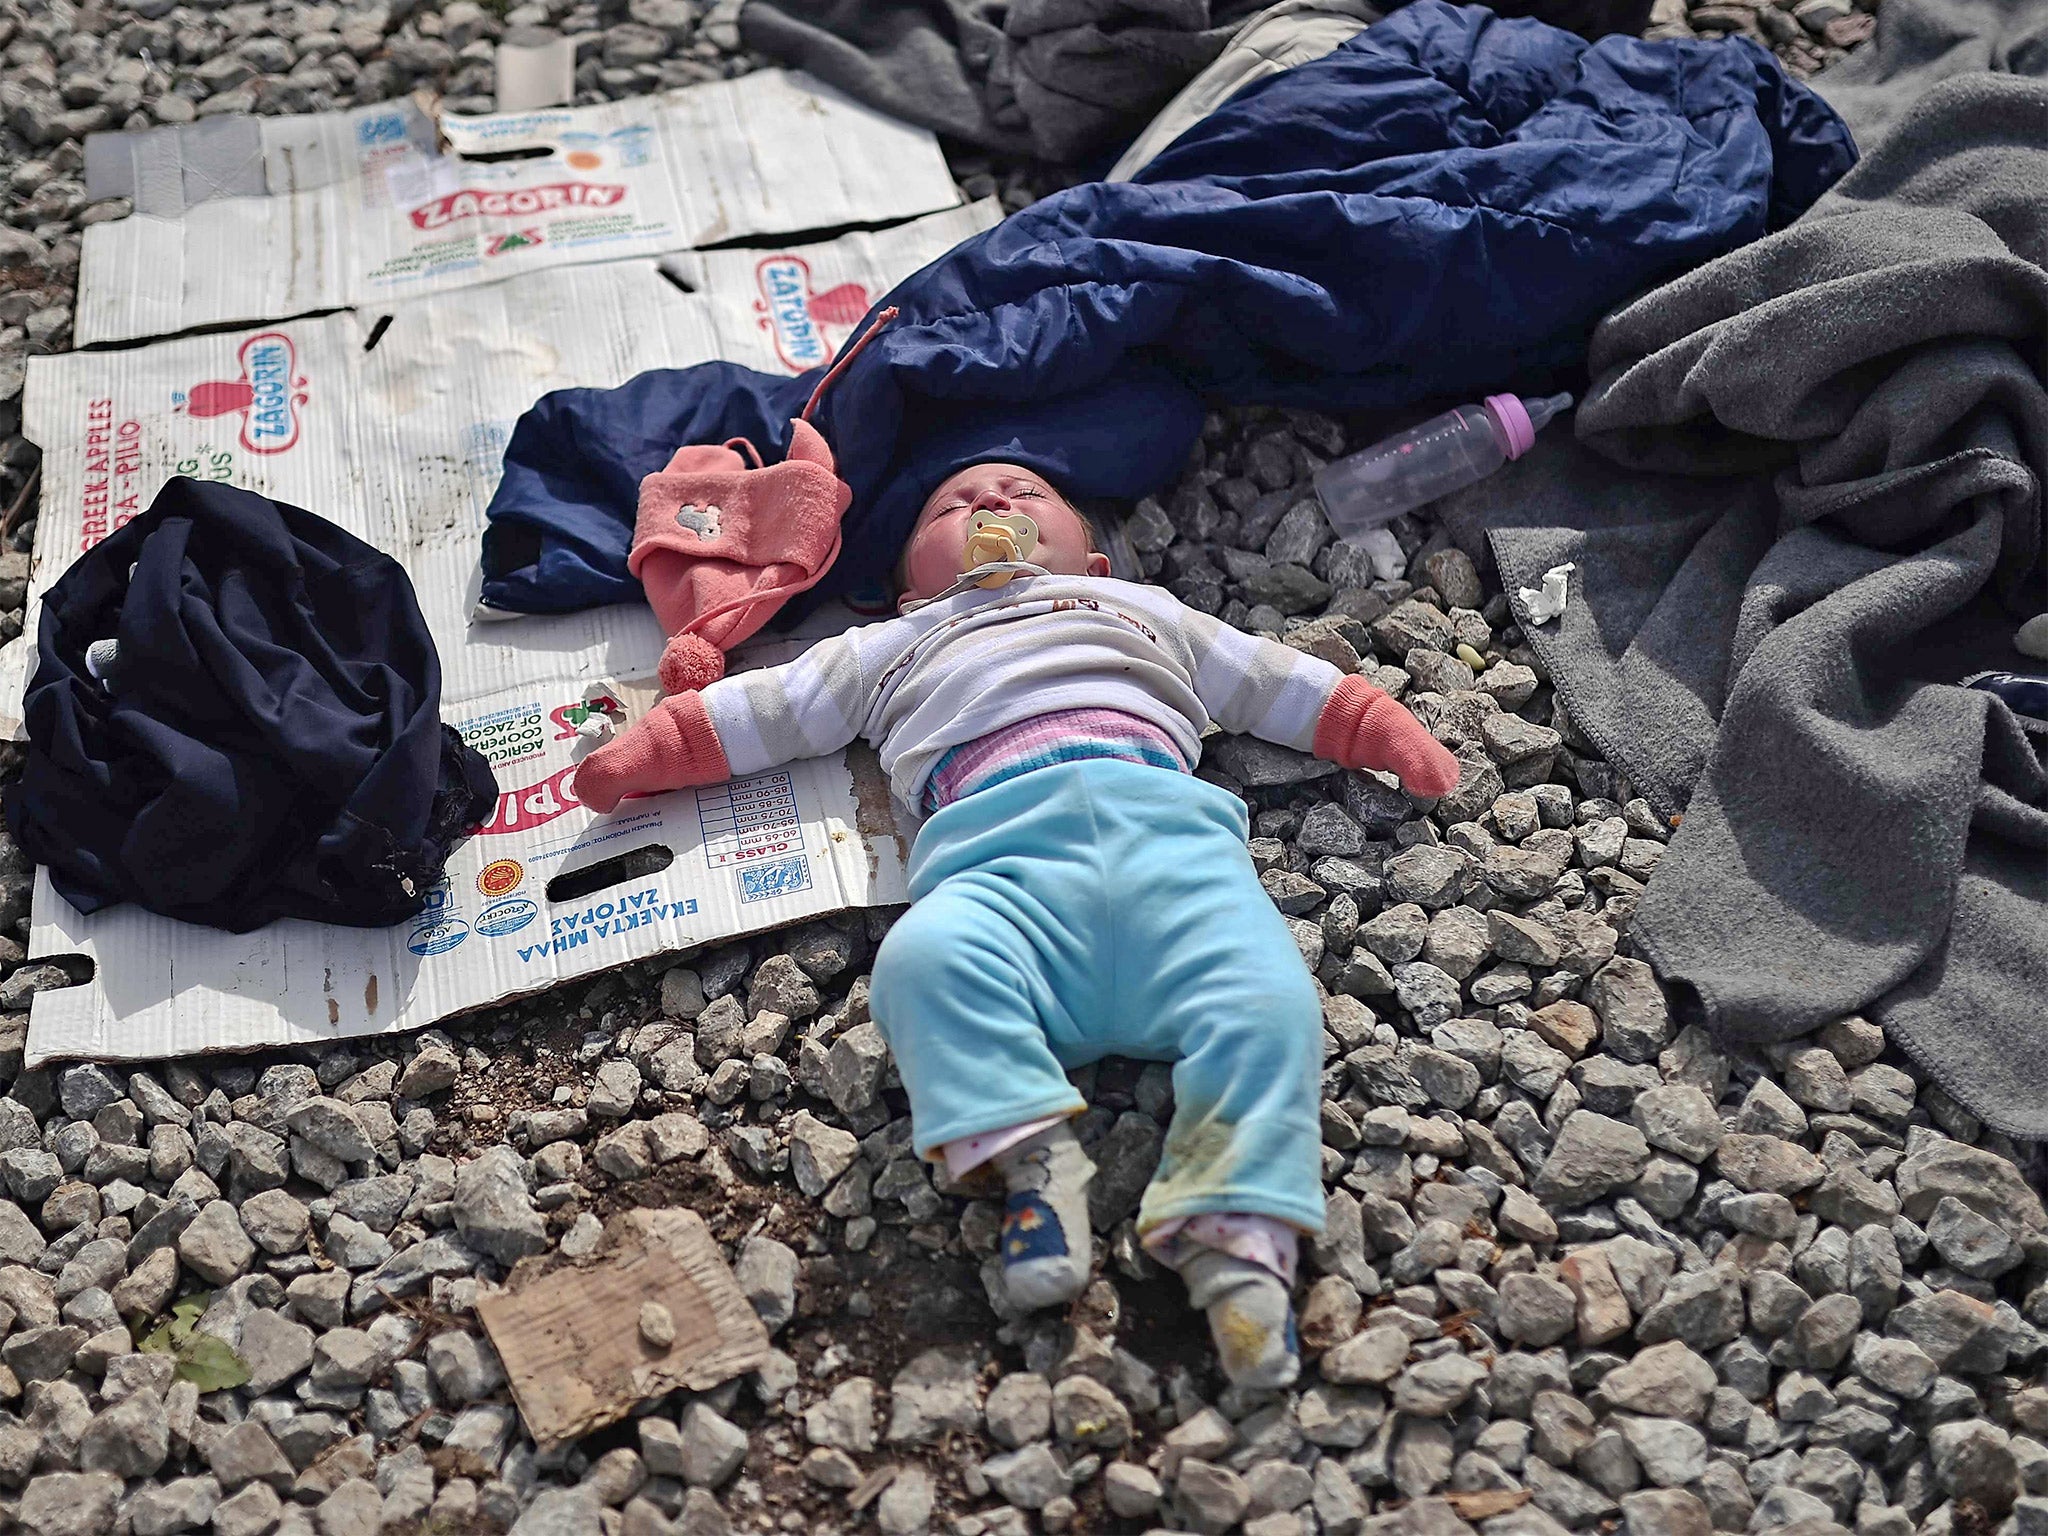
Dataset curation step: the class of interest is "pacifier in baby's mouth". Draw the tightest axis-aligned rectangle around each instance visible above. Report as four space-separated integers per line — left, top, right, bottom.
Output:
961 511 1039 588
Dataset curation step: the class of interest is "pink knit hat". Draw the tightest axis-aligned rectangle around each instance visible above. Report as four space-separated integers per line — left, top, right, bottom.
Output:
628 418 849 692
627 310 893 692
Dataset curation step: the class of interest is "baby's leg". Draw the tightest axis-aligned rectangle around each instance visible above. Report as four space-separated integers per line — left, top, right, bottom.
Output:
1126 823 1326 1386
871 879 1094 1309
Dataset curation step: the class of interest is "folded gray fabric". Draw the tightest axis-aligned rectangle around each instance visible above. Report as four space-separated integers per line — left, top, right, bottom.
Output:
739 0 1258 162
1813 0 2048 149
1438 72 2048 1136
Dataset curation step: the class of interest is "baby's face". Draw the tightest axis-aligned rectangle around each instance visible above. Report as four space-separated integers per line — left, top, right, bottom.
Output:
898 462 1109 604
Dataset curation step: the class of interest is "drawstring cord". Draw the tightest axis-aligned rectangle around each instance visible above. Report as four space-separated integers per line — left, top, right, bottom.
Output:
802 306 898 423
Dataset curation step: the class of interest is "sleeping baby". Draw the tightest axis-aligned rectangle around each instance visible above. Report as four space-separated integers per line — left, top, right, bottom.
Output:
576 457 1460 1387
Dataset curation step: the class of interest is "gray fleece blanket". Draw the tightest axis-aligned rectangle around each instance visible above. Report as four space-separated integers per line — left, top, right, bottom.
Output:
1812 0 2048 148
1438 66 2048 1137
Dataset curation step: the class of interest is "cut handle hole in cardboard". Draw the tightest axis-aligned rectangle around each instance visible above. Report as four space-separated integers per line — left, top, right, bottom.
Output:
457 145 556 165
545 844 676 904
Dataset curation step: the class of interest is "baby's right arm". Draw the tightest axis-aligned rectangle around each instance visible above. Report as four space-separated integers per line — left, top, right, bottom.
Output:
573 629 871 813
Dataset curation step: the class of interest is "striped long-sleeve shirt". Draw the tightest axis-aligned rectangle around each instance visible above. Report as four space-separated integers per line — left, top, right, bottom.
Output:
701 572 1347 813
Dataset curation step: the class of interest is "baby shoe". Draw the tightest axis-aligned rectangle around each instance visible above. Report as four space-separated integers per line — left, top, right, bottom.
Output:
991 1122 1095 1311
1179 1249 1301 1389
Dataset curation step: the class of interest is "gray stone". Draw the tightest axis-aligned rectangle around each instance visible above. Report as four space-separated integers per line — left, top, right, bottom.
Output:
1895 1142 2044 1233
1631 1086 1723 1164
1322 1324 1410 1385
1887 1288 2003 1370
1849 1334 1935 1399
1385 846 1468 910
395 1044 460 1099
1715 1134 1825 1195
735 1235 797 1334
822 1023 889 1115
1602 1341 1717 1421
1052 1373 1131 1449
129 1475 223 1536
1533 1112 1651 1207
1178 1458 1253 1535
1929 1420 2018 1516
1588 958 1671 1064
984 1372 1052 1448
240 1307 315 1395
1089 1110 1164 1228
1621 1489 1712 1536
427 1330 505 1405
1613 1416 1706 1488
1793 1294 1863 1371
174 1199 253 1285
1106 1462 1165 1519
787 1112 858 1197
1635 1268 1744 1350
1392 1353 1489 1415
889 1348 983 1444
587 1059 642 1118
877 1465 935 1536
17 1471 124 1536
284 1097 375 1163
1925 1195 2023 1278
78 1386 169 1477
1389 962 1462 1029
984 1443 1068 1509
209 1420 294 1490
210 1483 285 1536
324 1212 394 1270
1498 1273 1577 1346
804 1378 876 1452
453 1145 546 1264
510 1487 604 1535
677 1403 747 1486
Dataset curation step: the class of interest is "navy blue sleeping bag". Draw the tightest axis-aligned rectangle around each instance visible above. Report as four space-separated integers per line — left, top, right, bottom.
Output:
11 479 499 933
479 0 1856 621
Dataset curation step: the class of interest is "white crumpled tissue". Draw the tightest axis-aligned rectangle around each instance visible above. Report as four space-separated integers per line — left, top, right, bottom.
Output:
1518 562 1575 625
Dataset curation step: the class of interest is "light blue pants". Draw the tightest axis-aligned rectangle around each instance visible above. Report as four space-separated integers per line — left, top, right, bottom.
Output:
869 759 1326 1236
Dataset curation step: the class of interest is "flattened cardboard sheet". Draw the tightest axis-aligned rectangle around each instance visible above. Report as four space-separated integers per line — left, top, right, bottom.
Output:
10 201 1002 1067
76 70 961 346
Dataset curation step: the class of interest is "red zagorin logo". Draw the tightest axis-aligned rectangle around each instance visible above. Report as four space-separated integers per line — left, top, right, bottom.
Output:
755 255 870 373
409 181 626 231
178 332 307 455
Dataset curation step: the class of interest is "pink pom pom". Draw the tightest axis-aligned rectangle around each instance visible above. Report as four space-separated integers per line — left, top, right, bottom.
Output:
658 632 726 694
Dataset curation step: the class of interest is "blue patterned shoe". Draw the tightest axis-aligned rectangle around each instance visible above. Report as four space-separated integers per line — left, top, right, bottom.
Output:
992 1125 1094 1310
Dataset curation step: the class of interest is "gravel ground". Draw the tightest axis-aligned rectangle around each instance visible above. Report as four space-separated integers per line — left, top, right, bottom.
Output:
0 4 2036 1536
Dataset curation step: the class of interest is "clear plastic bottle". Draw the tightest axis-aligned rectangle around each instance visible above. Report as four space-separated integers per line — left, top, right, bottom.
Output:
1314 392 1573 541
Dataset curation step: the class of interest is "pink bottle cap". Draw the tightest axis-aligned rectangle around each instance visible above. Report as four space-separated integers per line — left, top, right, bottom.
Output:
1485 393 1536 459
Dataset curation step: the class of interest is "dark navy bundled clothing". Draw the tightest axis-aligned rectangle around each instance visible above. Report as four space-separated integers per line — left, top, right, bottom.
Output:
11 479 498 933
479 0 1856 622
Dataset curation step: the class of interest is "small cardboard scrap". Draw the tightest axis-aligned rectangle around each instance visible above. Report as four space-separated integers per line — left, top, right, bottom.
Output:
75 68 960 347
477 1208 771 1447
9 200 1001 1068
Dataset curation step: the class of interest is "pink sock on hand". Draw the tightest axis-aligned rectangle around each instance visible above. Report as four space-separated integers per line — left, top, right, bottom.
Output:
1313 675 1461 797
572 693 731 814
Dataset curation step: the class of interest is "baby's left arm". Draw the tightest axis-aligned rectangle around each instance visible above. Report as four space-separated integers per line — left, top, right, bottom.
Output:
1168 600 1461 798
